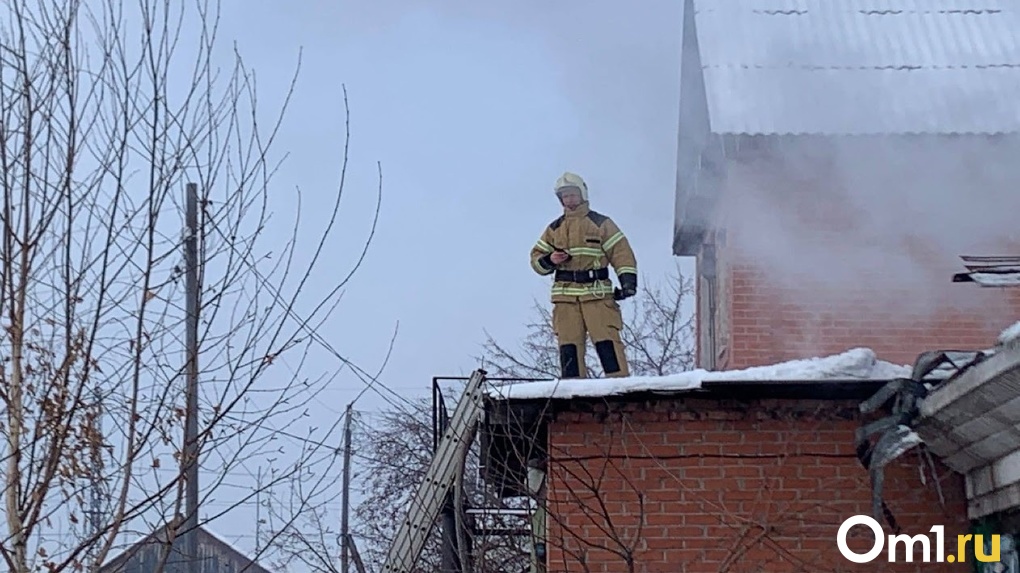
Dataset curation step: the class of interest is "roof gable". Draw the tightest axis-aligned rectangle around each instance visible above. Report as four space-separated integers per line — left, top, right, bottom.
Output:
692 0 1020 134
100 525 272 573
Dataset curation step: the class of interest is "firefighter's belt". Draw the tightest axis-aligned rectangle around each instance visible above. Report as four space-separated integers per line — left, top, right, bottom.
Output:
554 268 610 283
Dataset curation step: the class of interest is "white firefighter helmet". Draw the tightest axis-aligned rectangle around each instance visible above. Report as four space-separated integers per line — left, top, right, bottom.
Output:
554 171 588 202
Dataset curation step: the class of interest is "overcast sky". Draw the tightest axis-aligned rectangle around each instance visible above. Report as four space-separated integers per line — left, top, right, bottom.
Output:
212 0 689 409
166 0 690 557
59 0 1020 564
15 0 1020 566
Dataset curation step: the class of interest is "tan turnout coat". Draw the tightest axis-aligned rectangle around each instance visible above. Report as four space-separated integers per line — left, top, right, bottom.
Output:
530 202 637 303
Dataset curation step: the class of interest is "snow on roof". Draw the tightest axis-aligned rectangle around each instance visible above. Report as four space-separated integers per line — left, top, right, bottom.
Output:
953 256 1020 286
1000 320 1020 346
693 0 1020 134
971 272 1020 287
486 348 910 401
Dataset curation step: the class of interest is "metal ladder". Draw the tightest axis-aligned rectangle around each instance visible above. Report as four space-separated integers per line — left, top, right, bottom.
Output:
381 369 488 573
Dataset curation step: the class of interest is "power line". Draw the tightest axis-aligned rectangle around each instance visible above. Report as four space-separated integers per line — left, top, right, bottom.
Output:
202 212 417 416
185 123 415 417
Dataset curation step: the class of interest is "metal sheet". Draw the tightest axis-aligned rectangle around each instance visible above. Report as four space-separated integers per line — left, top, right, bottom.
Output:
693 0 1020 134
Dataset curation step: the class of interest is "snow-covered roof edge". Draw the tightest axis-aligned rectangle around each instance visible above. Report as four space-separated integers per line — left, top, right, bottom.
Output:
486 348 911 401
1000 320 1020 346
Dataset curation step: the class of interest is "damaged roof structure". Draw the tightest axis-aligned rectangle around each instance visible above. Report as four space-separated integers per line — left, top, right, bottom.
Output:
917 336 1020 518
852 256 1020 528
862 316 1020 522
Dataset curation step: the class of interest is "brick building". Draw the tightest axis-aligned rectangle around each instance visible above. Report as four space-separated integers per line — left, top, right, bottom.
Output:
672 1 1020 370
483 351 987 572
478 2 1020 572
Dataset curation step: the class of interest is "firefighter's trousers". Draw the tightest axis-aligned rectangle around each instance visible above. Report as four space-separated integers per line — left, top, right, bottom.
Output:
552 297 629 378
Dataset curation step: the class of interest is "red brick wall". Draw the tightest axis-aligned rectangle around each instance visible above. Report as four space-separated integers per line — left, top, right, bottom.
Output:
723 261 1020 369
543 398 971 573
699 138 1020 370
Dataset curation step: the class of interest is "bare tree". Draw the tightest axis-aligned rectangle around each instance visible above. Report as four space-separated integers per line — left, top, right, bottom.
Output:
541 424 648 573
480 262 696 378
338 399 529 573
352 401 442 573
619 263 696 376
0 1 381 572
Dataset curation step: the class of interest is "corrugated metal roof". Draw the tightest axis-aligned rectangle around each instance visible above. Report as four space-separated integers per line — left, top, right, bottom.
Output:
694 0 1020 134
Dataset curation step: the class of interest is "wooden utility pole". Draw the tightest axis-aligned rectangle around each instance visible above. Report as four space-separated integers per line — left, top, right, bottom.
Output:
182 181 201 572
341 403 353 573
255 466 263 555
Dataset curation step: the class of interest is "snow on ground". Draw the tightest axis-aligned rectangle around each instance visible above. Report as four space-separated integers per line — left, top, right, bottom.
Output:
486 347 912 400
1000 320 1020 345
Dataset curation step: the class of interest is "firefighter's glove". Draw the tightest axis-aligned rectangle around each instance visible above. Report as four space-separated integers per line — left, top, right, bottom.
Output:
615 272 637 300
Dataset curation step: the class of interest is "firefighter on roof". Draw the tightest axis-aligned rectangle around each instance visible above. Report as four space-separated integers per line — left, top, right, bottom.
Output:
530 171 637 379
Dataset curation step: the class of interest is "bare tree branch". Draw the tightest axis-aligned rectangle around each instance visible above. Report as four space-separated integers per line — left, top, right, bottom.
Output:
0 1 383 571
479 262 695 378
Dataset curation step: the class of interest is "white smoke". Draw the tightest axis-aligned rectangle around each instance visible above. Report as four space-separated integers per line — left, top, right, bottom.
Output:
698 4 1020 358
